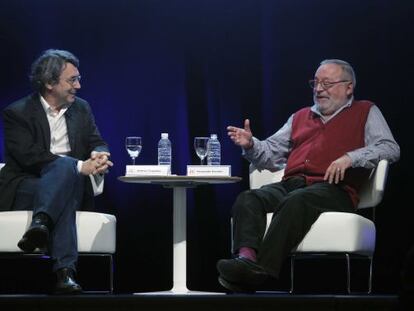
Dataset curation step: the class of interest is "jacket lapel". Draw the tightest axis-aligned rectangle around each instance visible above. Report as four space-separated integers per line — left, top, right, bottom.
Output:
65 102 77 155
29 95 51 149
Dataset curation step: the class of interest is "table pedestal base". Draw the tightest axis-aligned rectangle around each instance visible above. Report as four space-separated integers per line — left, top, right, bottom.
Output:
137 188 224 295
134 289 225 295
134 187 225 295
117 176 241 296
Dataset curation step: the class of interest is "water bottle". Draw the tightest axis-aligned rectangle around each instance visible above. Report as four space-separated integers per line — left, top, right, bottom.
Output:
158 133 172 166
207 134 221 165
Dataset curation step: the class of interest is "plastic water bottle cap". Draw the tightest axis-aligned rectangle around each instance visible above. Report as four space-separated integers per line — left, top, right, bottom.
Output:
210 134 217 139
161 133 169 139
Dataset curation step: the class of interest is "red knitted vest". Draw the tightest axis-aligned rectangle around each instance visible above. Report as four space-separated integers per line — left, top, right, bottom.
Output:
283 100 373 207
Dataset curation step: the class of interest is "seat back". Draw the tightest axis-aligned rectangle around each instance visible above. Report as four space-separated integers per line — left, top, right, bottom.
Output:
249 159 389 209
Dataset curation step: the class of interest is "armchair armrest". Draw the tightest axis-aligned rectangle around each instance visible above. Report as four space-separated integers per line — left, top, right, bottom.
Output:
0 162 104 196
249 159 389 209
358 159 389 208
249 165 284 189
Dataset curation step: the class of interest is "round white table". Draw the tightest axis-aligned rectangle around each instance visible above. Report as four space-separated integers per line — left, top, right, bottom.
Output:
118 175 242 295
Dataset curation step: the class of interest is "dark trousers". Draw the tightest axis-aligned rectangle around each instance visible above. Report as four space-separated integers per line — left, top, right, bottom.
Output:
232 176 355 278
12 157 85 272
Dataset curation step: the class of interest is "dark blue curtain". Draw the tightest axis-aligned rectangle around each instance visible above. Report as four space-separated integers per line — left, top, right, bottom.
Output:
0 0 412 293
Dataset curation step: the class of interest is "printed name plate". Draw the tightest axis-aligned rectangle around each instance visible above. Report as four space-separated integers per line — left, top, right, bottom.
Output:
126 165 171 176
187 165 231 177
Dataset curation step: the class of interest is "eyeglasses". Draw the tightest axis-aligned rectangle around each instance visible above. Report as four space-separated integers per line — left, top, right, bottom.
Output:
309 79 350 90
65 75 81 86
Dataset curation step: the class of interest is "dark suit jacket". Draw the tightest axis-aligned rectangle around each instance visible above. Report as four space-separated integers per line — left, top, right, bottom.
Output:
0 93 109 211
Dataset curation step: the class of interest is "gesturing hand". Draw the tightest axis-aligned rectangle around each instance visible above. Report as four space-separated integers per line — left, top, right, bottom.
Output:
324 154 352 184
227 119 254 149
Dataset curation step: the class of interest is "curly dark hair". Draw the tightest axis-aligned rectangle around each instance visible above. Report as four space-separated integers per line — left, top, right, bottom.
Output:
29 49 79 93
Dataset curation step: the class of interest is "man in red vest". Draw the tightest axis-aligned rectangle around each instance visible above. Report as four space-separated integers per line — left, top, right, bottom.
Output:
217 59 400 292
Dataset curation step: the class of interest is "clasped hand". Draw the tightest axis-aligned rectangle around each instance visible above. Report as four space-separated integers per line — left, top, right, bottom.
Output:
81 151 114 176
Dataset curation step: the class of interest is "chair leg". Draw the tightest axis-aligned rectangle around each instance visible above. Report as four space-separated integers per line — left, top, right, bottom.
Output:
368 256 373 294
109 254 114 293
79 253 114 293
345 253 351 294
346 254 373 294
290 253 372 294
289 254 296 294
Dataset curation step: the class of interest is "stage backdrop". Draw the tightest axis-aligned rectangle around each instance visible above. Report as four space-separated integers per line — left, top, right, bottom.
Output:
0 0 412 293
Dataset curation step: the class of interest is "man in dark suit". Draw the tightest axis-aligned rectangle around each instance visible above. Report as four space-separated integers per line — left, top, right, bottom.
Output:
0 49 113 294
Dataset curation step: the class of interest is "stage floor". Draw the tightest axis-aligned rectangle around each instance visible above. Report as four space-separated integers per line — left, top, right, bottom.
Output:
0 293 404 311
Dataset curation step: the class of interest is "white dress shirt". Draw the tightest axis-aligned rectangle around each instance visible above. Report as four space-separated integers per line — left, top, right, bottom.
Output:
40 96 83 172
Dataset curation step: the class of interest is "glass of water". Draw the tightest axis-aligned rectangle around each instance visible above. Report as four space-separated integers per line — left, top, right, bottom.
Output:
125 136 142 165
194 137 209 165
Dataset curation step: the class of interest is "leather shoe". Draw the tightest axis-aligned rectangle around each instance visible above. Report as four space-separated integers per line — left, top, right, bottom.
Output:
54 268 82 295
17 213 51 252
218 276 255 293
217 256 268 287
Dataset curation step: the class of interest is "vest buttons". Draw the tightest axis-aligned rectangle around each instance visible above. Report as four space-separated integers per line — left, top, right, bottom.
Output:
305 159 310 163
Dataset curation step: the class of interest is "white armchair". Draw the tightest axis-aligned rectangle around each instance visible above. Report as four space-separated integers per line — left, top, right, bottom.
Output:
249 159 389 293
0 163 116 293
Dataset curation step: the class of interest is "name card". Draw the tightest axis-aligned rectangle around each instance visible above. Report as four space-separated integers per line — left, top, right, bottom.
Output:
126 165 171 176
187 165 231 177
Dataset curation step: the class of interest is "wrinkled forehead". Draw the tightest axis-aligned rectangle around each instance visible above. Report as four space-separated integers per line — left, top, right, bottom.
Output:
314 63 344 80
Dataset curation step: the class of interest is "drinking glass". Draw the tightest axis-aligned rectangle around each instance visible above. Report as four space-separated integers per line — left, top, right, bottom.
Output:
125 136 142 165
194 137 209 165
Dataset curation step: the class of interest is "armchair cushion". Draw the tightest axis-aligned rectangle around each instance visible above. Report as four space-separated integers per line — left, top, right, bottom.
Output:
265 212 375 255
0 211 116 253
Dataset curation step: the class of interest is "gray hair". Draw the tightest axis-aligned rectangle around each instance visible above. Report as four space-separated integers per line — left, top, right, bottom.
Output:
29 49 79 93
320 59 356 88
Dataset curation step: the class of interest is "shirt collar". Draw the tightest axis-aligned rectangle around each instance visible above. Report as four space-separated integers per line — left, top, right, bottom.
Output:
310 96 354 121
39 95 69 115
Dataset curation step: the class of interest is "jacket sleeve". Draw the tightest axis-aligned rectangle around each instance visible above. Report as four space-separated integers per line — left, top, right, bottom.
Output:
2 107 58 174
